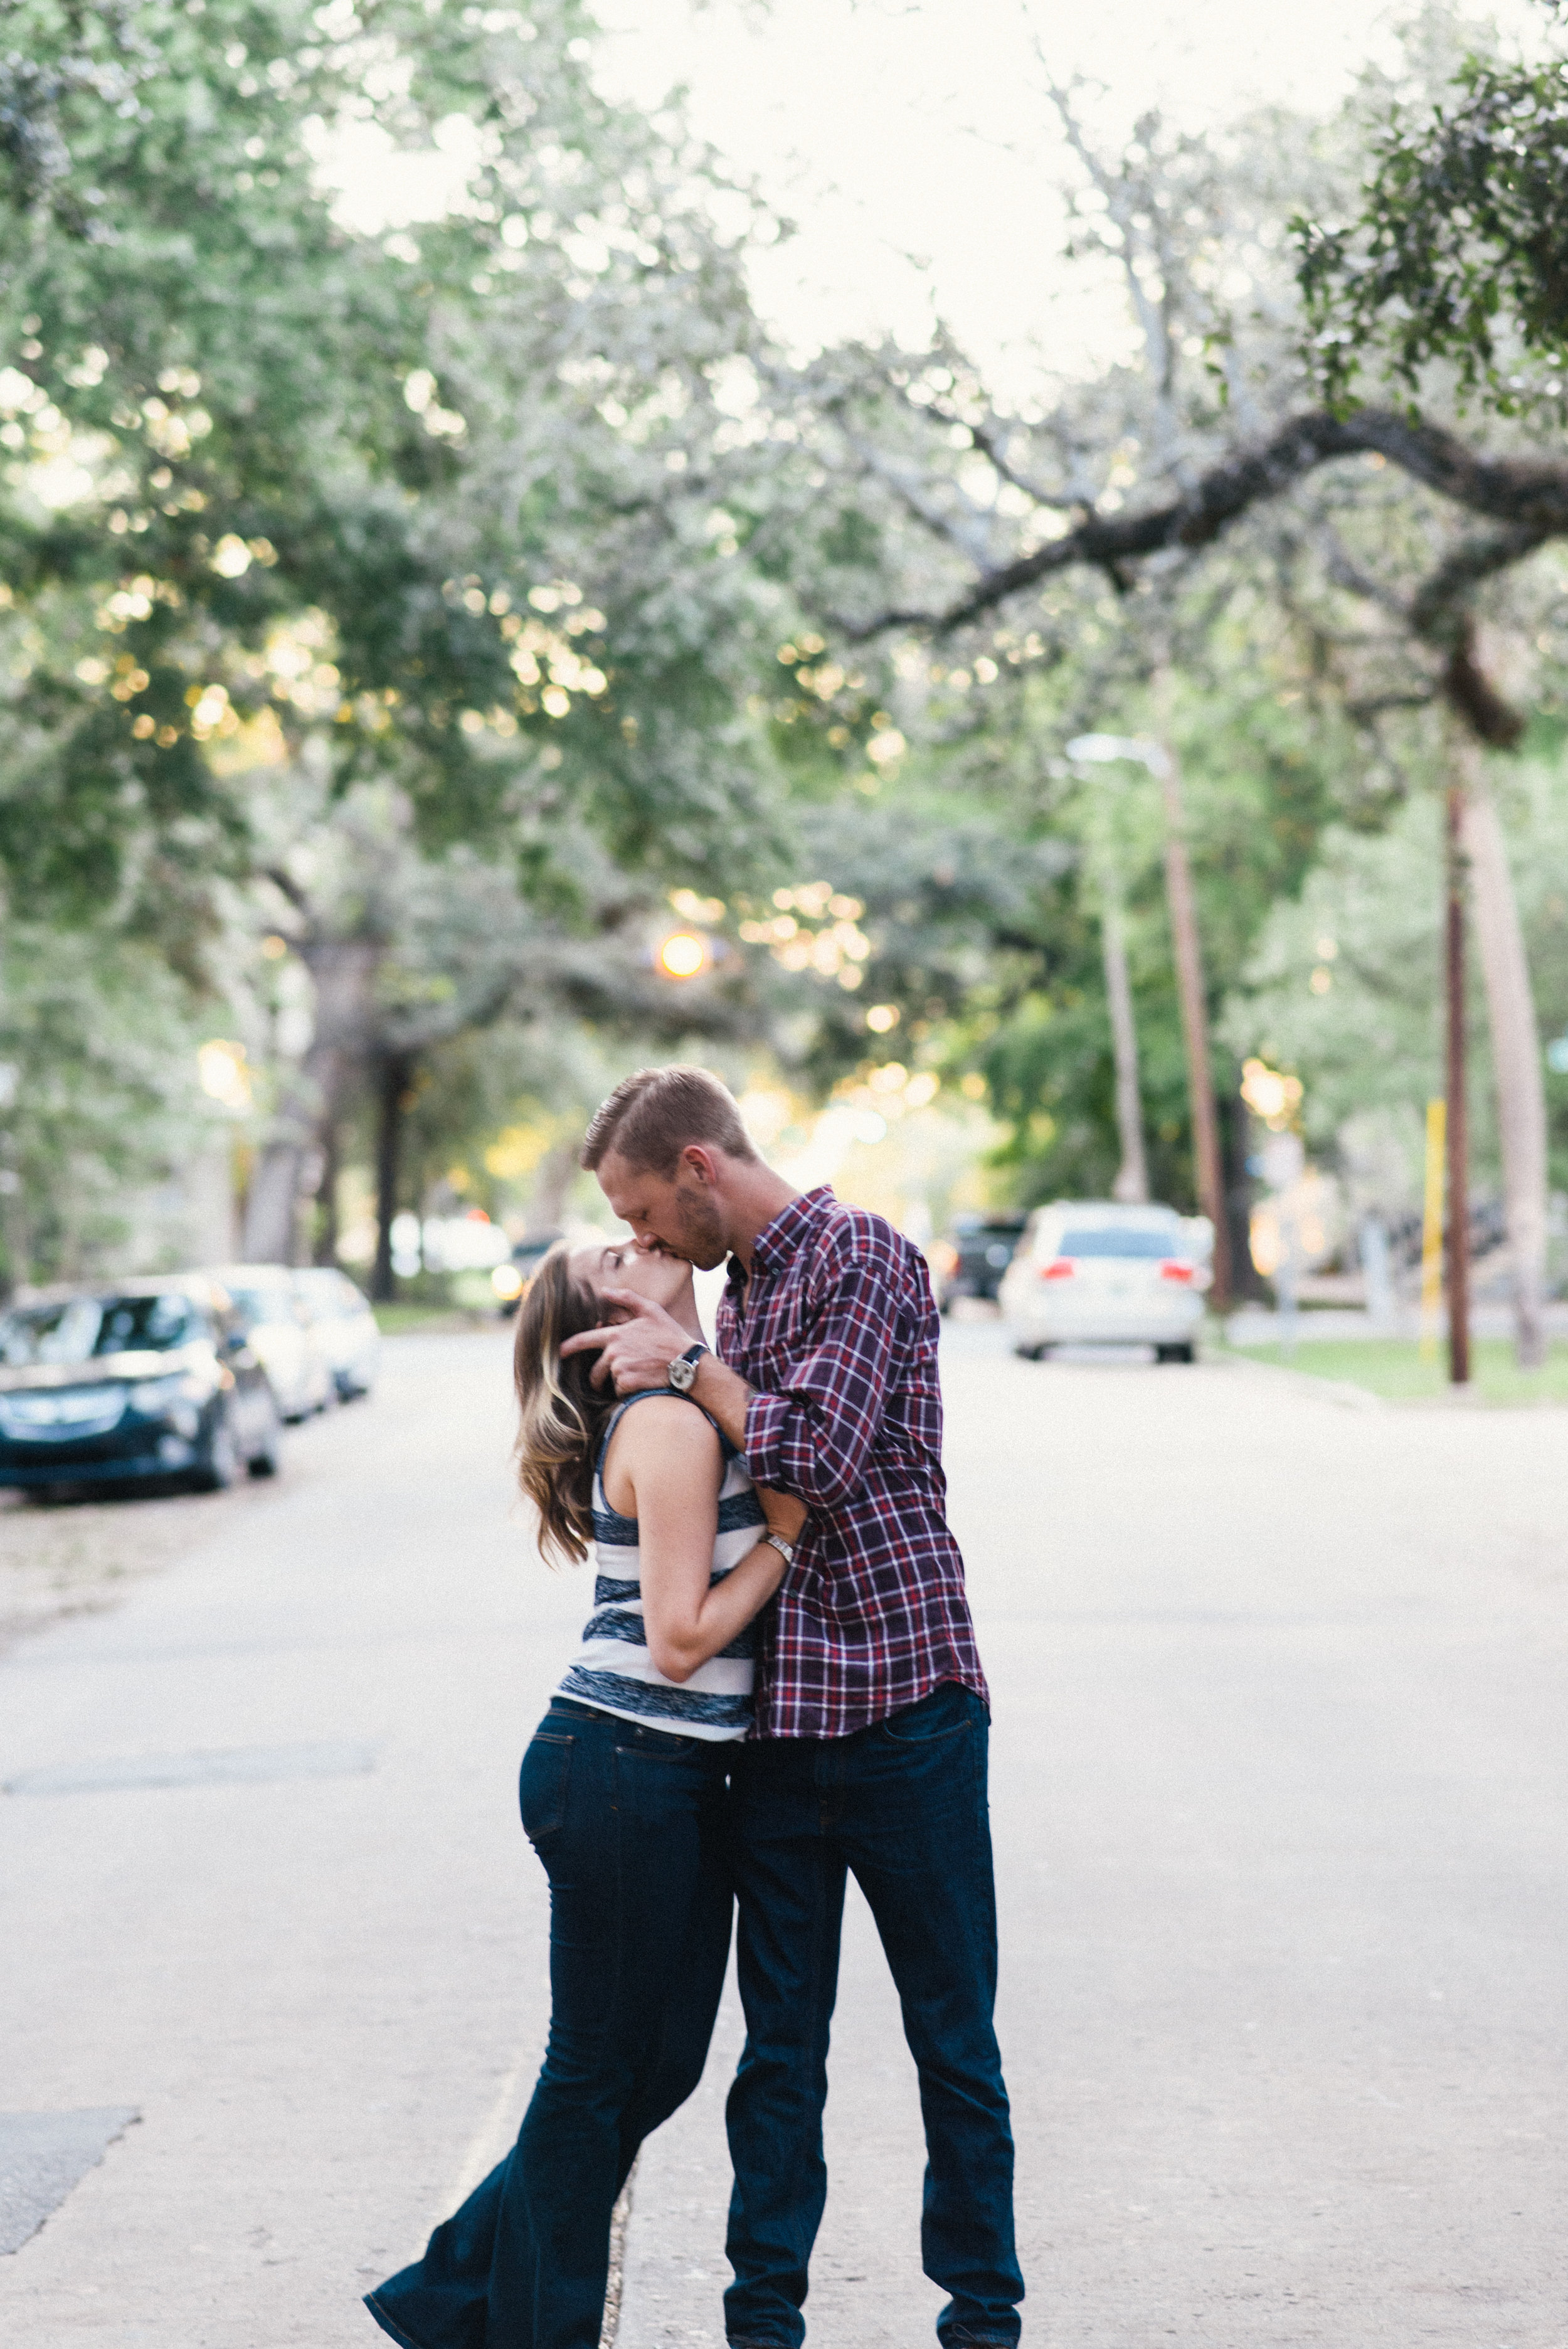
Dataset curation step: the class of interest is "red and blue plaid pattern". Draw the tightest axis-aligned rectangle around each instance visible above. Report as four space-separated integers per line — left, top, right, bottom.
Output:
717 1187 989 1741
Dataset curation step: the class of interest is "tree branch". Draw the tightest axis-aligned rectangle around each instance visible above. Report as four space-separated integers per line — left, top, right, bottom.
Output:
840 408 1568 642
1443 617 1529 748
1407 523 1550 645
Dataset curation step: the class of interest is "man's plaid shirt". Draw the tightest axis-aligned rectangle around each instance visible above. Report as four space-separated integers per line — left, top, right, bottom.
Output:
716 1185 989 1741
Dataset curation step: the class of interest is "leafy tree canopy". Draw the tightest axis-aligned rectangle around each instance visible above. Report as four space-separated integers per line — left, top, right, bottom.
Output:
1297 3 1568 421
0 0 786 922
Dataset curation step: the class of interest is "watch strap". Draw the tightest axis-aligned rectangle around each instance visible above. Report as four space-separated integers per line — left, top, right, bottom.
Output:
667 1341 707 1392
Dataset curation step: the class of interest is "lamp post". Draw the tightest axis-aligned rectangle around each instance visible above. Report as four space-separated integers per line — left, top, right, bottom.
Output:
1067 732 1231 1307
1064 750 1148 1204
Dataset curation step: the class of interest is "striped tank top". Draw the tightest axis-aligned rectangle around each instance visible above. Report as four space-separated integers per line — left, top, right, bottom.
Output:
554 1387 768 1741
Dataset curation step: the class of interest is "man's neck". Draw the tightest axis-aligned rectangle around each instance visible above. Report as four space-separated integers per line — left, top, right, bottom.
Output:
724 1164 803 1274
670 1290 706 1342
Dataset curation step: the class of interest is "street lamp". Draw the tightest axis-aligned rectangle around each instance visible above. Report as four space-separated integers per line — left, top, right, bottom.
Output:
1065 739 1154 1206
1066 728 1231 1307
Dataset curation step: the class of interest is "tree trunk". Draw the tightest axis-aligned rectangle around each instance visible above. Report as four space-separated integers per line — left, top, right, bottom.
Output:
372 1049 415 1305
313 1117 341 1267
241 1123 308 1266
1156 738 1232 1307
1457 750 1549 1367
527 1138 581 1234
1099 891 1149 1202
1217 1069 1267 1303
241 938 381 1264
1446 780 1472 1386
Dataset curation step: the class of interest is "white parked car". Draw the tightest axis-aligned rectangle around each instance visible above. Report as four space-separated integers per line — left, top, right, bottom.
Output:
998 1201 1209 1362
293 1268 380 1401
209 1266 335 1422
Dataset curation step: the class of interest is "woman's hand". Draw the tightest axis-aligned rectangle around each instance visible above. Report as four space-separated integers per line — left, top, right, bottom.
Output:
755 1487 807 1542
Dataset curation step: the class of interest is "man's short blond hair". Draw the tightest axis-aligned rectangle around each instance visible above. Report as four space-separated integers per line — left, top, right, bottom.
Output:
580 1066 758 1177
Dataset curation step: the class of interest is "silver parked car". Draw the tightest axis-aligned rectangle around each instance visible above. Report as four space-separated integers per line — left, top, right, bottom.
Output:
292 1268 380 1401
999 1201 1210 1362
208 1265 335 1423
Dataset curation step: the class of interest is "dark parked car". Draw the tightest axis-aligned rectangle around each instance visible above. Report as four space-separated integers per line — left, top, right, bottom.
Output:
931 1212 1028 1310
0 1278 282 1496
494 1227 564 1312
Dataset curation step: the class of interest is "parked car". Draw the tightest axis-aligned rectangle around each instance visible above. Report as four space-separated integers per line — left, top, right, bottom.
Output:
209 1265 334 1422
998 1201 1209 1362
0 1277 282 1494
292 1268 380 1401
931 1212 1028 1310
493 1226 564 1312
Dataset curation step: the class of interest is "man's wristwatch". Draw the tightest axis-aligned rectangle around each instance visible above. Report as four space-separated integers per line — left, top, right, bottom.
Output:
758 1529 795 1569
667 1342 707 1394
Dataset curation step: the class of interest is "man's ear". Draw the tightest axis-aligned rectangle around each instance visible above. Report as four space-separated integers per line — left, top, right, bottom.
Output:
681 1143 721 1188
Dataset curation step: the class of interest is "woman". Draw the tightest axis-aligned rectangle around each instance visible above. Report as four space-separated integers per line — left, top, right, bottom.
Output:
366 1236 803 2349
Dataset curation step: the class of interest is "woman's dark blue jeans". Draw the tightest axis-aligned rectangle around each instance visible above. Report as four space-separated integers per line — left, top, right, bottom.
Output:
723 1682 1022 2349
366 1700 733 2349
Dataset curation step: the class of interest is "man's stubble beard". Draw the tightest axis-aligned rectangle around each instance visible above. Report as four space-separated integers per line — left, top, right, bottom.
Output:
670 1177 728 1271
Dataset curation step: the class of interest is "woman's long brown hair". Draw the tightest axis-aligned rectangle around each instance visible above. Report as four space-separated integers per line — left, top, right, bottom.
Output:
512 1244 620 1567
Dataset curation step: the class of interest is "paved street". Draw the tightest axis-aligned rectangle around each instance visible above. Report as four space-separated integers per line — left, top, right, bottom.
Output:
3 1328 1566 2347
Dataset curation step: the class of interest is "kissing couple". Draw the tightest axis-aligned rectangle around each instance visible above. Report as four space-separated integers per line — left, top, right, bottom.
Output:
366 1064 1024 2349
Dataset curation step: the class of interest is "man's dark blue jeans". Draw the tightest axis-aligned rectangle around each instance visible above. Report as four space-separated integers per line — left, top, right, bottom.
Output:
723 1681 1023 2349
366 1699 732 2349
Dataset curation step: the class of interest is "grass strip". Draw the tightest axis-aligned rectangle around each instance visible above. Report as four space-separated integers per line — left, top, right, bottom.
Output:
373 1304 500 1337
1231 1335 1568 1405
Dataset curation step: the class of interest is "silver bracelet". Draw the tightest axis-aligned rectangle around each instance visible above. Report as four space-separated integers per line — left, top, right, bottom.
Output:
757 1530 795 1569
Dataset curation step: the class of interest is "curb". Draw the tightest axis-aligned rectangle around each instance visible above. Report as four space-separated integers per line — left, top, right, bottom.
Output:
1214 1349 1384 1412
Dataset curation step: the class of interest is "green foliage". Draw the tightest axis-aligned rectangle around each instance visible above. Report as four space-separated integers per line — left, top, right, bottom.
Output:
0 0 786 922
1224 733 1568 1203
1296 11 1568 417
1231 1335 1568 1404
0 920 216 1286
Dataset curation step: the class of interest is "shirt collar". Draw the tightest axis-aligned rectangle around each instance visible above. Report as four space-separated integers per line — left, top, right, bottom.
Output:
741 1185 837 1282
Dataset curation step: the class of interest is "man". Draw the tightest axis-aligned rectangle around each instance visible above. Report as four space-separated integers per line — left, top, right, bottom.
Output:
560 1065 1023 2349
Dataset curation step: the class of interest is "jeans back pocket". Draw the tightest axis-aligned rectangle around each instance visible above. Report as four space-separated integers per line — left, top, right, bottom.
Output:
519 1731 574 1843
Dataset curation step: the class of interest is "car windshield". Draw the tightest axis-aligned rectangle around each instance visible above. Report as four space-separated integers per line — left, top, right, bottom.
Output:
227 1286 295 1328
1056 1227 1181 1259
0 1292 200 1365
295 1273 360 1317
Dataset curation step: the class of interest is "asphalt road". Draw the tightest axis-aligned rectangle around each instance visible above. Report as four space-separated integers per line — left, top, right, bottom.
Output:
2 1327 1565 2348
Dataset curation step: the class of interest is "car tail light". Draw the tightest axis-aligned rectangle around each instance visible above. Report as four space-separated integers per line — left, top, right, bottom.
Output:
1159 1260 1195 1283
1037 1258 1074 1280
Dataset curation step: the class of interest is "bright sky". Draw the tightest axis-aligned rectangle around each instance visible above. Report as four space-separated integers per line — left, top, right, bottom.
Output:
595 0 1539 393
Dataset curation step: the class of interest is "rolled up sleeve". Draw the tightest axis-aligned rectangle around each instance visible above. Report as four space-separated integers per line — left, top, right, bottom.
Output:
741 1252 898 1510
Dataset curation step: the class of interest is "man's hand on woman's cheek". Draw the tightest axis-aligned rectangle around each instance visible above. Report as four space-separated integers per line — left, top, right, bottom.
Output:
559 1288 692 1393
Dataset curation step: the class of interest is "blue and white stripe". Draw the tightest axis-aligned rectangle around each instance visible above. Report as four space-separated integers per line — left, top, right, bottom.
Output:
554 1389 767 1741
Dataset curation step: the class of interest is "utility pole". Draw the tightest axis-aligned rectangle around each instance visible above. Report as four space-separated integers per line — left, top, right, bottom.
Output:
1445 777 1471 1386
